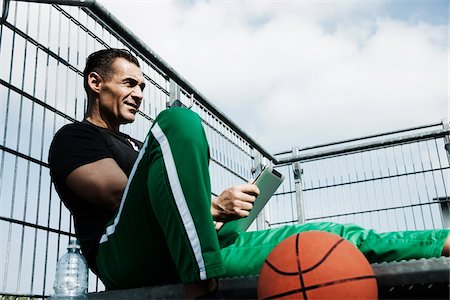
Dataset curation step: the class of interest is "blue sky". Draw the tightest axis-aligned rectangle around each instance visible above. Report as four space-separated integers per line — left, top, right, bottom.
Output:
386 0 448 25
98 0 449 153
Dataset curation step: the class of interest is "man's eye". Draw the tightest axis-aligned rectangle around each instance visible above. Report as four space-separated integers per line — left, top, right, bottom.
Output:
125 80 136 87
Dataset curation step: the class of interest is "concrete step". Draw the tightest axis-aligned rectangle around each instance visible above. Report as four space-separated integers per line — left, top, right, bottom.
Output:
88 257 450 299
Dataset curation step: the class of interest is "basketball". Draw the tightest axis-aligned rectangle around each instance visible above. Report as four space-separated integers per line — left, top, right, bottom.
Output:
257 231 377 299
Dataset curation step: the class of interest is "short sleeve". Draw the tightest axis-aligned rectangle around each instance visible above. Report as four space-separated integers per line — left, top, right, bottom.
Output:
48 123 113 184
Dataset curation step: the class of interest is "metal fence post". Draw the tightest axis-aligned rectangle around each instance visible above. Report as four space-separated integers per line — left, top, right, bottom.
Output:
442 119 450 163
168 78 194 108
168 78 182 108
438 119 450 227
292 147 305 224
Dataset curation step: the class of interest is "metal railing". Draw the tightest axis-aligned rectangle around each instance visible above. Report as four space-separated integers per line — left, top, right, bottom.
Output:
269 122 450 233
0 0 449 299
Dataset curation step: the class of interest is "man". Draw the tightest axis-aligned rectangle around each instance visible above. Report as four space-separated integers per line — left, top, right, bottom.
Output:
49 48 450 298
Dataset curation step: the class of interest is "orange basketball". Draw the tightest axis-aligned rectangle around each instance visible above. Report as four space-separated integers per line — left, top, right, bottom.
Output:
258 231 377 299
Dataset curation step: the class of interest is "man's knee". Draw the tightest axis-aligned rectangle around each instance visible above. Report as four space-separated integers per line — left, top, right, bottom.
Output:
154 107 206 146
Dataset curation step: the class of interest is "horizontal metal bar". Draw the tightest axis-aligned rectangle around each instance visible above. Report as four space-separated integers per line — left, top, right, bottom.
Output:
13 0 94 6
267 220 298 227
267 198 449 226
277 128 450 164
305 200 448 221
273 150 292 156
275 122 444 156
0 292 46 299
0 78 76 123
434 197 450 201
0 215 74 236
273 190 296 196
0 145 49 168
303 166 450 192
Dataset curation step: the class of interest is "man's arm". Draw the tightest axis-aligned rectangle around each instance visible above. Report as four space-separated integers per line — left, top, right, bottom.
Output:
66 158 128 213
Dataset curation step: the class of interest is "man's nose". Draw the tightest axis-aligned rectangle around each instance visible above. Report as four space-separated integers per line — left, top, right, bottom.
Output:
131 85 144 100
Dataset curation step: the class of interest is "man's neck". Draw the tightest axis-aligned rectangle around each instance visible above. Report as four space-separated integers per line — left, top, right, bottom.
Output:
84 115 120 133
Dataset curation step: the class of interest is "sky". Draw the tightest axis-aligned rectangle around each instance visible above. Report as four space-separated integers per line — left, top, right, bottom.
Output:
99 0 448 154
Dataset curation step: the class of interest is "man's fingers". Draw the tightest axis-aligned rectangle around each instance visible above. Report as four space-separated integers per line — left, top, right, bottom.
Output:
236 200 253 211
237 209 250 217
235 183 260 198
213 183 261 221
238 191 257 203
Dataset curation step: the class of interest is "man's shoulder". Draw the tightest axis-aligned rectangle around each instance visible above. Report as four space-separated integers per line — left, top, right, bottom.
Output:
50 122 106 155
55 121 98 135
53 121 108 144
48 122 113 168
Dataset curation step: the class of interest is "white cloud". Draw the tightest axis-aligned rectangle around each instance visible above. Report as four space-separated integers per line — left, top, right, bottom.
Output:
99 0 448 152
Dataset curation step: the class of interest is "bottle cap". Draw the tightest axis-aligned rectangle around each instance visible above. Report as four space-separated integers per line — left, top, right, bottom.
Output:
67 238 81 250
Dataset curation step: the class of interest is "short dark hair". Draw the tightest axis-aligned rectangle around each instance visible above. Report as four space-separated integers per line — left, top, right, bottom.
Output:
83 48 140 94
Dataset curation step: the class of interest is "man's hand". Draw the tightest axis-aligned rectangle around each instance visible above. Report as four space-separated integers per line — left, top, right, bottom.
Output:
213 221 224 231
211 182 260 222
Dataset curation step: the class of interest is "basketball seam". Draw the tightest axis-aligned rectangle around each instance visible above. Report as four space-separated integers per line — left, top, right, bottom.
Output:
295 234 308 300
302 238 345 273
263 259 298 276
263 237 346 275
308 275 377 290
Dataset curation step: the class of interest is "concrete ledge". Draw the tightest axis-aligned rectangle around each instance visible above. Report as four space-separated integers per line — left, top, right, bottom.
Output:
89 257 450 299
373 257 450 299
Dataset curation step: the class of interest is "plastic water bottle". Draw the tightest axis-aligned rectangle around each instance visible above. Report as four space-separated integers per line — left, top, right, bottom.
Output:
50 239 88 299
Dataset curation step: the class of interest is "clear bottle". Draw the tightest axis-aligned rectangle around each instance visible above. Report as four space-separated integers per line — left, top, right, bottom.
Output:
50 239 88 300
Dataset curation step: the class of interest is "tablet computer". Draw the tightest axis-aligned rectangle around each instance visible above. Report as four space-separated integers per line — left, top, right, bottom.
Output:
218 165 285 237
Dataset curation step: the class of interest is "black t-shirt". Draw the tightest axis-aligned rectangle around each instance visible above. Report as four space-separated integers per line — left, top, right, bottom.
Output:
48 121 142 272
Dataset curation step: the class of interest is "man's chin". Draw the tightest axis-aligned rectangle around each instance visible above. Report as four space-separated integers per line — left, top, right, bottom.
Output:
120 116 136 124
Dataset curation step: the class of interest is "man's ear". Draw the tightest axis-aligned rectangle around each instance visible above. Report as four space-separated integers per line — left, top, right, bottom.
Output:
87 72 102 94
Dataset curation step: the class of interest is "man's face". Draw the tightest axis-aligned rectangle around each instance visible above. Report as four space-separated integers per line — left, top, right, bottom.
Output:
98 57 145 125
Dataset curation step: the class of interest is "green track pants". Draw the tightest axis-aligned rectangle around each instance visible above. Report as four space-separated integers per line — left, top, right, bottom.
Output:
96 107 449 289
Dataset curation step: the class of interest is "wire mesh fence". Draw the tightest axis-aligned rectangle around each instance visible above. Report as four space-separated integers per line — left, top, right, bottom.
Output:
0 1 262 297
1 0 449 299
269 123 450 234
